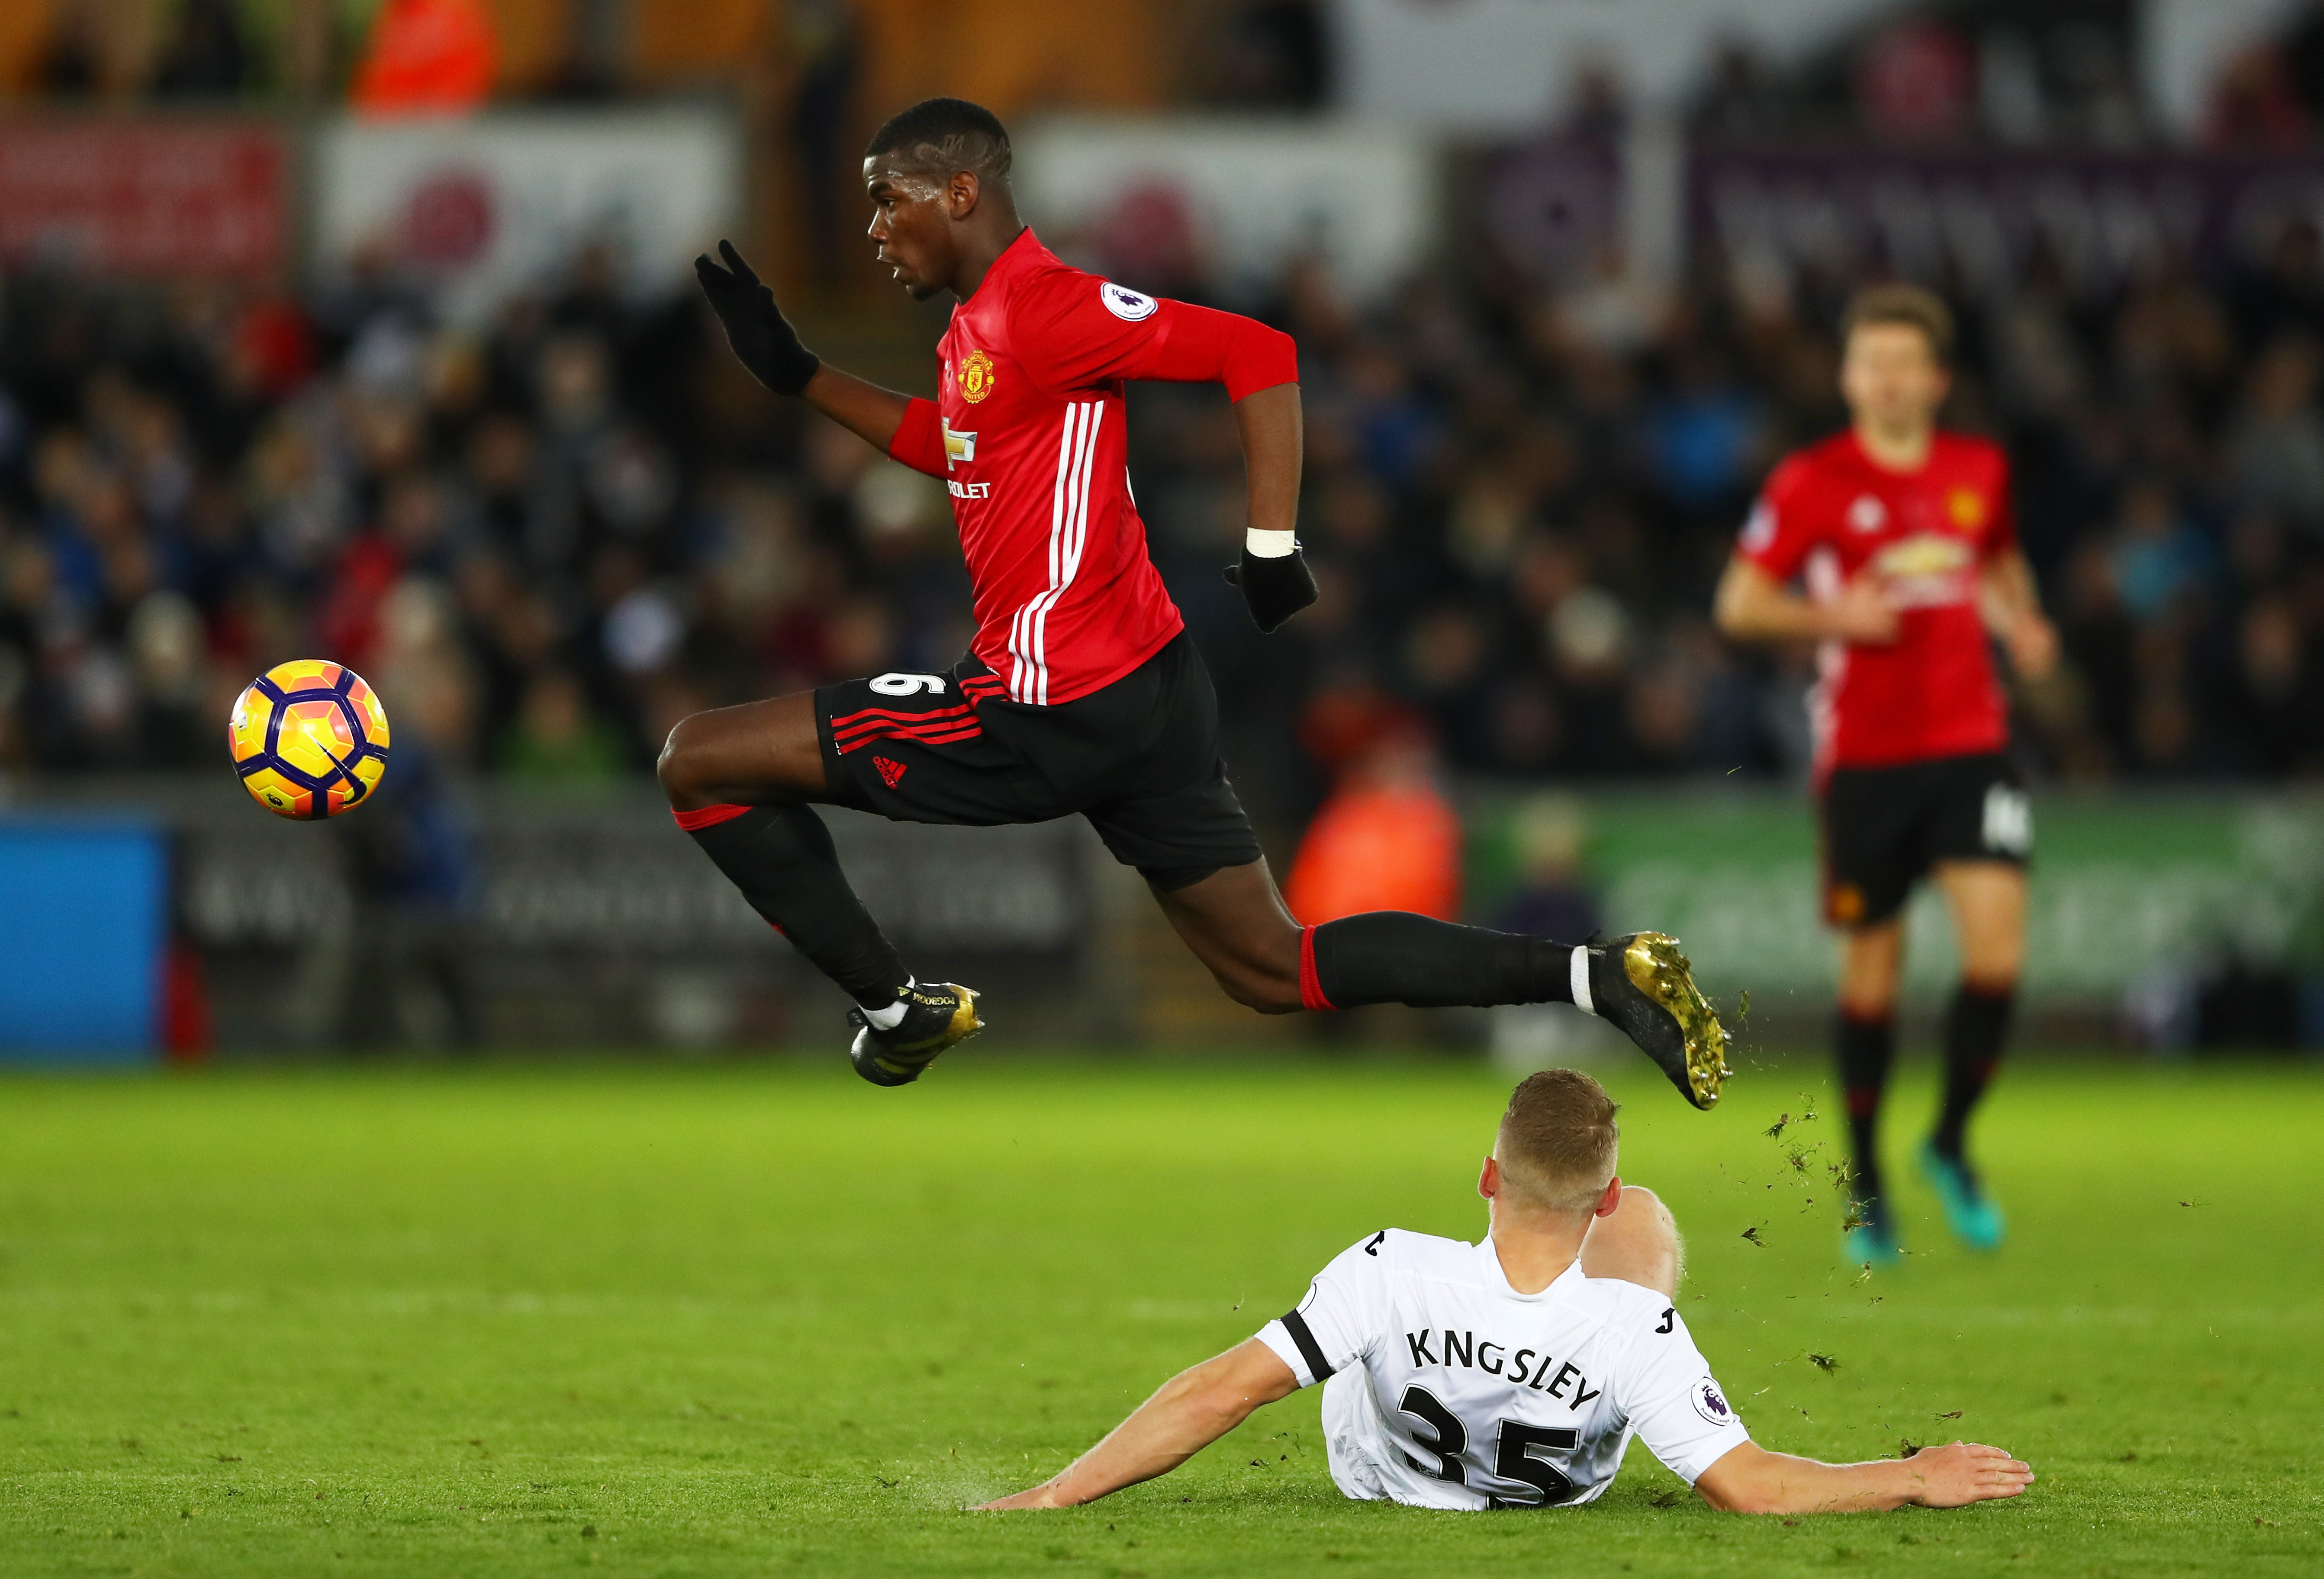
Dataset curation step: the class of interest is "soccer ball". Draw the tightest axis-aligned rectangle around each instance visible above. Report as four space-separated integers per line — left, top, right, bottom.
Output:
227 660 392 819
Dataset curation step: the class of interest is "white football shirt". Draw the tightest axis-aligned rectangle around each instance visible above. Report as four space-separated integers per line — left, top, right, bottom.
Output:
1255 1229 1749 1509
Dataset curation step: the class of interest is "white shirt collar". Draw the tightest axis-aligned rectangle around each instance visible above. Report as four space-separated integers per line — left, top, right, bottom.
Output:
1479 1237 1586 1301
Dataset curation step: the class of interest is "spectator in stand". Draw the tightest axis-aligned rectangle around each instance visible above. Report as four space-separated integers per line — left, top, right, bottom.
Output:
1485 792 1610 1067
2227 338 2324 533
150 0 249 100
2208 44 2312 151
351 0 497 116
1284 705 1463 928
497 667 627 783
1493 793 1600 945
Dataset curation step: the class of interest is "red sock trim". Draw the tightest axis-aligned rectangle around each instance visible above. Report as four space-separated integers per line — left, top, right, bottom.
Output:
1298 925 1336 1012
672 802 753 831
1845 1086 1883 1119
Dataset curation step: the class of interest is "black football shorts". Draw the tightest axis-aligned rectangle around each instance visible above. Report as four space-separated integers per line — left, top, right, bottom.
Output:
814 632 1263 884
1817 751 2031 928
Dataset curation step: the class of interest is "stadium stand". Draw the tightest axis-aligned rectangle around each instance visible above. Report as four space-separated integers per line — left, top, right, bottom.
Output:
6 206 2323 831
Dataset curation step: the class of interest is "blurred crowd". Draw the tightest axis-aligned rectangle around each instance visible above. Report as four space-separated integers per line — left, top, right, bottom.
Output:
0 244 977 794
7 206 2324 825
10 2 2324 819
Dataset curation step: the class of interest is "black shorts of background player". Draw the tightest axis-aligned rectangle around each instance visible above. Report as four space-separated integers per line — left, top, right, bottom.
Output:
1818 751 2032 1257
655 97 1730 1105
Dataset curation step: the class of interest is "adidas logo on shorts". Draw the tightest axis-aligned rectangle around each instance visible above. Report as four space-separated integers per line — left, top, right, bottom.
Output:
873 755 908 788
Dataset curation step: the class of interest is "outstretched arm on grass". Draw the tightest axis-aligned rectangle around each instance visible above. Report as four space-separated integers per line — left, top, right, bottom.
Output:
978 1339 1299 1510
1694 1440 2034 1515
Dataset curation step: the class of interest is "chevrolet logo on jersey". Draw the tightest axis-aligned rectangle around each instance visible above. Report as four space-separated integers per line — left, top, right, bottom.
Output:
1872 534 1973 578
943 422 977 464
1871 532 1976 608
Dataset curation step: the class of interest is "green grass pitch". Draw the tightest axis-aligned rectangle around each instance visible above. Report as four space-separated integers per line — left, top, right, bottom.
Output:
2 1054 2319 1577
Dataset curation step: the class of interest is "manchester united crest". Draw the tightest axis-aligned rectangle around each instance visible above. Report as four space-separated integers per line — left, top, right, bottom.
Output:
958 348 996 404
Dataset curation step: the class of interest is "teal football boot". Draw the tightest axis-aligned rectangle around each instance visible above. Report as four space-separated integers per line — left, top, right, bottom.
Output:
1842 1196 1902 1268
1918 1139 2005 1252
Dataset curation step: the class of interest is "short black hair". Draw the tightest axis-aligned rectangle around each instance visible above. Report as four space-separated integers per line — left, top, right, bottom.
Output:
865 97 1012 184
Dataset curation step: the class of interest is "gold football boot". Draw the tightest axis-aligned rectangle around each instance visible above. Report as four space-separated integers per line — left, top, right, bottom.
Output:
1585 933 1731 1109
847 982 983 1086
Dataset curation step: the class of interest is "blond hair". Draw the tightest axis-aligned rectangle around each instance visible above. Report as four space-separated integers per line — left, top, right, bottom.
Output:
1496 1069 1620 1212
1841 282 1956 364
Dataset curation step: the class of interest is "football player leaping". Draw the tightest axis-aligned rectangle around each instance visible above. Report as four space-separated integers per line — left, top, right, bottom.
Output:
657 97 1730 1107
1715 286 2061 1260
980 1071 2033 1514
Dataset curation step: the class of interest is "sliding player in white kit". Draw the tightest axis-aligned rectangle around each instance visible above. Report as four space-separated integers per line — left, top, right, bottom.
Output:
982 1071 2034 1515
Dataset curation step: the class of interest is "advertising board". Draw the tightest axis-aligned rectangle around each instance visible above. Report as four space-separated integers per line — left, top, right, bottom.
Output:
0 117 287 279
1692 145 2324 295
1471 787 2324 1010
1012 115 1436 300
312 108 741 321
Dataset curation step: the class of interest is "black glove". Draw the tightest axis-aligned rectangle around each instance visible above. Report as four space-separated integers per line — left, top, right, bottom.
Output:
694 239 821 397
1223 544 1318 633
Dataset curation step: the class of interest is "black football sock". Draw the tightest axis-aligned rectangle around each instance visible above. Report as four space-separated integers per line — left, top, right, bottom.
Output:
680 804 908 1010
1304 913 1576 1010
1836 1009 1896 1207
1932 983 2014 1160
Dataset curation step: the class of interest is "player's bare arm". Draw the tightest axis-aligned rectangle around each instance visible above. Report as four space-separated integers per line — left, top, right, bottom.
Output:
1695 1439 2032 1514
979 1345 2029 1517
1714 557 1899 646
1233 383 1303 538
979 1339 1299 1510
1978 547 2060 680
1221 381 1317 630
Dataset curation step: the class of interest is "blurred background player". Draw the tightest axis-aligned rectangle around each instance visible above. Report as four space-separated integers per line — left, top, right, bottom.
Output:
659 98 1730 1105
1714 286 2060 1263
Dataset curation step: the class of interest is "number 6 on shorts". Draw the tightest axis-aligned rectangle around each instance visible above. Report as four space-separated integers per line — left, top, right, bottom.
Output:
868 673 947 696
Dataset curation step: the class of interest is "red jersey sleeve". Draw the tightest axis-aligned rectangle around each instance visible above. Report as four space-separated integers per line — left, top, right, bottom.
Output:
887 396 946 478
1735 454 1824 583
1013 272 1298 402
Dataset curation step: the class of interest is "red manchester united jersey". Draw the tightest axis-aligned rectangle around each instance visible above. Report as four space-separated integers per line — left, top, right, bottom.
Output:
885 229 1298 706
1738 430 2015 773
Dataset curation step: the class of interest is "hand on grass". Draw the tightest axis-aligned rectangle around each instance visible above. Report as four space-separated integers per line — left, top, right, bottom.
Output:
976 1483 1068 1511
1902 1441 2035 1508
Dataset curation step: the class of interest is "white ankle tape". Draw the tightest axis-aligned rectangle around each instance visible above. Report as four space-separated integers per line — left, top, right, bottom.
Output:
1571 947 1595 1015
